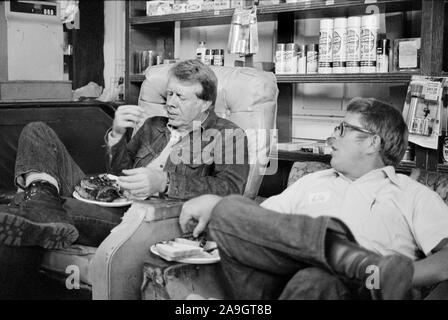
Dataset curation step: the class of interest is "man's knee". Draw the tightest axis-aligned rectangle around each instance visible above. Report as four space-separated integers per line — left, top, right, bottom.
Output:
279 267 351 300
19 122 58 146
22 121 50 134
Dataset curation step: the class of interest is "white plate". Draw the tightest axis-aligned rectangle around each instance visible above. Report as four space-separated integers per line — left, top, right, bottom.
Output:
150 244 220 264
73 190 133 207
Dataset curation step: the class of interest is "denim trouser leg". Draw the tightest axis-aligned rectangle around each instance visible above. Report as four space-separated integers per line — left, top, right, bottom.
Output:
13 121 126 247
278 267 352 300
14 122 85 196
208 195 340 299
62 198 126 246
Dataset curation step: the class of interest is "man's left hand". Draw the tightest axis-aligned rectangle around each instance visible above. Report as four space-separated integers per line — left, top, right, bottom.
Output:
118 167 167 199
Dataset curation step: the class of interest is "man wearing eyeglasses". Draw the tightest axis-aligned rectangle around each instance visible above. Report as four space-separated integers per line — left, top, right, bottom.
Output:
179 97 448 300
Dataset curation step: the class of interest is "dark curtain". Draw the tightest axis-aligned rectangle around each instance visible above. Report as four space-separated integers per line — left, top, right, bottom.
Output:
72 0 104 89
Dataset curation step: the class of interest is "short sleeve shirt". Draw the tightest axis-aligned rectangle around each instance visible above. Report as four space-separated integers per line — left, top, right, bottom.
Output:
261 166 448 260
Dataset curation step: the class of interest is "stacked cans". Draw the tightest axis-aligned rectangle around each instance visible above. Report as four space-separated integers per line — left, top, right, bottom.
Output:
274 14 391 75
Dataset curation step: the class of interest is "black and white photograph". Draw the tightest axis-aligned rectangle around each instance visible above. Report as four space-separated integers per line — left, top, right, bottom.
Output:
0 0 448 311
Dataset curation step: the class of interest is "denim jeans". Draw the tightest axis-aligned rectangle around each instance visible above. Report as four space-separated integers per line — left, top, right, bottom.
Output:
208 195 354 300
14 122 125 247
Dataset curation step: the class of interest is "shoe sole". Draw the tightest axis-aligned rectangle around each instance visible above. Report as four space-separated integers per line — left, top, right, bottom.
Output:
370 255 414 300
0 212 79 250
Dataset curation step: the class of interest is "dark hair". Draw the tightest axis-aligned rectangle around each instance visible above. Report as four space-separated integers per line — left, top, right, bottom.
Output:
169 59 218 108
347 97 408 167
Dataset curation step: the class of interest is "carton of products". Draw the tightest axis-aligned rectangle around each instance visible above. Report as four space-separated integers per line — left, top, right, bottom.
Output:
146 1 174 16
214 0 231 10
186 0 203 12
172 3 187 13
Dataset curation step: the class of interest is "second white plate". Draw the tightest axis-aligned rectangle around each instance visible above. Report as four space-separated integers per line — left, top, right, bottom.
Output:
150 244 220 264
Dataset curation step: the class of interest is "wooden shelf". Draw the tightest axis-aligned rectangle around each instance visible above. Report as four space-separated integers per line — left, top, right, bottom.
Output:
272 150 416 173
276 73 417 83
131 73 416 84
130 0 416 25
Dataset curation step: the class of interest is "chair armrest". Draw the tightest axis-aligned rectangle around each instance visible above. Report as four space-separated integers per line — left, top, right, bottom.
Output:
91 198 184 300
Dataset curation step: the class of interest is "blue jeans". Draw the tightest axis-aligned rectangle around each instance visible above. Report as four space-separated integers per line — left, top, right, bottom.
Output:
14 122 125 247
208 195 355 300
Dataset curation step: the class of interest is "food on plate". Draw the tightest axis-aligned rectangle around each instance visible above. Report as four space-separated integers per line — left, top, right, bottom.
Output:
155 241 203 261
75 174 125 202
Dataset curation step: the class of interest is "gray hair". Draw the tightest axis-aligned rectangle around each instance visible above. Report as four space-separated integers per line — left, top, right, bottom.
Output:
169 59 218 109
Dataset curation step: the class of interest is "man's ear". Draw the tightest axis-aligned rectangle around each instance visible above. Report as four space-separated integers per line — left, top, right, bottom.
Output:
368 135 382 154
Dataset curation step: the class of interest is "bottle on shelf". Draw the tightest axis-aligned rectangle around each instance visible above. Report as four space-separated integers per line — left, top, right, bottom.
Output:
204 49 213 66
318 18 334 74
297 44 307 74
284 43 297 74
275 43 286 74
196 41 207 64
306 44 318 74
360 14 379 73
332 17 347 74
346 16 361 73
213 49 225 66
376 39 390 73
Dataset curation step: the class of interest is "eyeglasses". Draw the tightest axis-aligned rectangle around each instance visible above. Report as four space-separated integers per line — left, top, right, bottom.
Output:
333 122 376 137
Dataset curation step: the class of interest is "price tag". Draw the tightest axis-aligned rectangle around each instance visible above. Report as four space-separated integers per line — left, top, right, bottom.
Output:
364 0 378 3
214 10 220 15
423 82 442 101
325 0 334 5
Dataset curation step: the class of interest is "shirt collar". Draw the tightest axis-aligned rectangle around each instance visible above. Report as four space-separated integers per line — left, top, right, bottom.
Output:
333 165 401 187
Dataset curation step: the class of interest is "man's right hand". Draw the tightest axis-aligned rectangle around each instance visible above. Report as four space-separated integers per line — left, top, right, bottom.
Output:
111 105 144 138
179 195 223 238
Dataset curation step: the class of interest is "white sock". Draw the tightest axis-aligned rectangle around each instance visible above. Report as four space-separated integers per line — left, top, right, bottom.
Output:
25 173 60 193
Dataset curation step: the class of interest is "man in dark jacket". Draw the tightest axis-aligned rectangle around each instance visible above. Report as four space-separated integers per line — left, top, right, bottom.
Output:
0 59 249 250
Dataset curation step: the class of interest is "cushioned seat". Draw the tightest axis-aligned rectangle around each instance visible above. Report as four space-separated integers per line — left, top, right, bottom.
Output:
41 245 96 286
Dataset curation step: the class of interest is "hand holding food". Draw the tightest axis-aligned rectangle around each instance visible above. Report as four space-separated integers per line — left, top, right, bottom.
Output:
111 105 144 138
117 167 168 200
179 194 223 238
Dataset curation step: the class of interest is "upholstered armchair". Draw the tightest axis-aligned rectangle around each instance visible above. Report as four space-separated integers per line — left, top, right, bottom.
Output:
90 64 278 299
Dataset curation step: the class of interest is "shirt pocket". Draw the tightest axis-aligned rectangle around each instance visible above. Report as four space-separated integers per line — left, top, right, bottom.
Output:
133 145 157 167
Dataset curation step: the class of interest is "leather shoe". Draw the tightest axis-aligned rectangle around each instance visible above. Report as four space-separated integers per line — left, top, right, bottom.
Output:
326 232 414 300
0 181 78 249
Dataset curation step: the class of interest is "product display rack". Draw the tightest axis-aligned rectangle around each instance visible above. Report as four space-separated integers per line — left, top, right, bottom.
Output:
125 0 447 187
